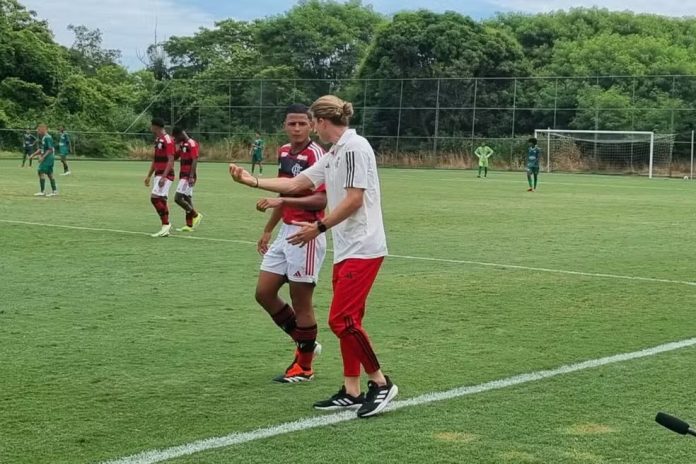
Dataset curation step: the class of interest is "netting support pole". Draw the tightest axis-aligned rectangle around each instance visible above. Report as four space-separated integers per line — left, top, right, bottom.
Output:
395 79 404 156
648 132 655 179
433 78 441 161
471 78 478 157
691 130 694 181
546 127 551 173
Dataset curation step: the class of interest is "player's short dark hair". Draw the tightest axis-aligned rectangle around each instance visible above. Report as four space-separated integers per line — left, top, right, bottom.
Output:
151 117 166 128
529 137 538 144
172 126 184 136
285 104 310 117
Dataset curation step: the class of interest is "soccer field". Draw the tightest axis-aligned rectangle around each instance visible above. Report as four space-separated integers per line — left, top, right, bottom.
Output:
2 159 696 463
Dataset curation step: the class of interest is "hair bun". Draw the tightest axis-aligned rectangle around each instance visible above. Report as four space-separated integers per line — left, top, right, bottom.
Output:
342 103 354 118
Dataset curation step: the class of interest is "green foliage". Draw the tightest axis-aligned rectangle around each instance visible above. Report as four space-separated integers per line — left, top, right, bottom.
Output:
3 2 696 160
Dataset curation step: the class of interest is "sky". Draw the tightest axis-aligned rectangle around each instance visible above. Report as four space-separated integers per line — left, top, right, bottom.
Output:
21 0 696 69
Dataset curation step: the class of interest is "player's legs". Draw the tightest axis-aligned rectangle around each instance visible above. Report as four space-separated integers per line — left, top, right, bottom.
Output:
533 167 539 189
526 168 534 191
47 172 57 195
150 176 172 236
59 155 70 174
174 180 201 231
315 257 397 416
22 149 29 167
36 171 46 195
484 166 488 177
477 165 482 177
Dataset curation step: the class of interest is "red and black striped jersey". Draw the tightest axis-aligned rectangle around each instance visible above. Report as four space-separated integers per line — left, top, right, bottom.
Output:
277 141 326 224
153 134 175 180
177 138 199 179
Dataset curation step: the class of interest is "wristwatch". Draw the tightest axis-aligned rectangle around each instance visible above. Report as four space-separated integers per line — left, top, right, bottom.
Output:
317 221 328 233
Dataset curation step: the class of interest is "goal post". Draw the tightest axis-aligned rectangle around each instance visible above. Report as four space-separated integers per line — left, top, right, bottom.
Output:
534 129 674 178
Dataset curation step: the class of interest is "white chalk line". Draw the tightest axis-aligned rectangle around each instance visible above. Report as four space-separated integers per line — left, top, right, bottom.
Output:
99 336 696 464
2 219 695 287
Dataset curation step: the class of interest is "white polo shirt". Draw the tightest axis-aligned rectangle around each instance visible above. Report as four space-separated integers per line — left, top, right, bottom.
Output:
301 129 388 264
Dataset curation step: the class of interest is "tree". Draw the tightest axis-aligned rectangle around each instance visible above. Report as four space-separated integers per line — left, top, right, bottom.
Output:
67 25 121 75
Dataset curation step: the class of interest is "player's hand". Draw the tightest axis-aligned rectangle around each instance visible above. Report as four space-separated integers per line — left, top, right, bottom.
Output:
287 221 320 247
229 164 257 187
144 176 151 187
158 177 166 188
188 178 196 187
257 232 272 255
256 198 283 212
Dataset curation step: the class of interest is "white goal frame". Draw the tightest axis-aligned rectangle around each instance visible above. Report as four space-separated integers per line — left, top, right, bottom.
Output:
534 129 657 178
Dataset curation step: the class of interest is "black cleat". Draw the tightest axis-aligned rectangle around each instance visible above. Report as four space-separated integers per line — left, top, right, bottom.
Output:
313 386 365 411
357 376 399 418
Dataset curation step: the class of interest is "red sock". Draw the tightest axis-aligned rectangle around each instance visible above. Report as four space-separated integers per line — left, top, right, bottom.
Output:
186 212 194 227
159 199 169 225
293 325 318 369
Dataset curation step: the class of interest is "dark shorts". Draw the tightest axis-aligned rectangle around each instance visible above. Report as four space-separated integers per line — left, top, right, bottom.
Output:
527 167 540 175
38 164 54 175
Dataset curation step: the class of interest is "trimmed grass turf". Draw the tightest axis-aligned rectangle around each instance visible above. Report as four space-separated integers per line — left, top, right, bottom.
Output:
1 160 696 463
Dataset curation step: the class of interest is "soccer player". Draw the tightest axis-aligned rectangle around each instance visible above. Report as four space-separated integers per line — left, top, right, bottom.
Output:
22 128 36 168
251 131 264 175
144 118 175 237
526 137 541 192
475 141 494 178
229 95 398 418
30 124 58 196
172 127 203 232
58 126 72 175
254 104 327 383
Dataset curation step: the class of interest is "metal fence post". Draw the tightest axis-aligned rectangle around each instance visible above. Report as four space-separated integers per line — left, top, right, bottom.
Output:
433 78 441 163
396 79 404 156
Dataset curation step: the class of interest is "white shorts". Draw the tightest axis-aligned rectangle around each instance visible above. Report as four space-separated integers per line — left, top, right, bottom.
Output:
260 223 327 284
151 176 173 197
176 179 194 196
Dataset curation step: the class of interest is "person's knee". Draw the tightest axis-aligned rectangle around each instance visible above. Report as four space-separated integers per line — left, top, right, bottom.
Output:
255 286 273 308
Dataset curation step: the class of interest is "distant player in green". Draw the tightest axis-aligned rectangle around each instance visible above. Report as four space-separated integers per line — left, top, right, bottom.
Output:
30 124 58 197
58 126 72 175
526 137 541 192
474 142 494 178
22 128 37 168
251 131 264 175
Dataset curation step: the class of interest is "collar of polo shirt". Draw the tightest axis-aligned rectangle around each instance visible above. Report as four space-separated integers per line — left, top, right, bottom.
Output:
334 128 357 147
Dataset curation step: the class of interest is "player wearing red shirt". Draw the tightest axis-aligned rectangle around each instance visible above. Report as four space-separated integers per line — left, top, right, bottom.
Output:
144 118 175 237
254 104 327 383
172 127 203 232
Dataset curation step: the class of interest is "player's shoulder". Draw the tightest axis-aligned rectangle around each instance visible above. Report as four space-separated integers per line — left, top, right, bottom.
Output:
278 143 292 156
162 134 174 143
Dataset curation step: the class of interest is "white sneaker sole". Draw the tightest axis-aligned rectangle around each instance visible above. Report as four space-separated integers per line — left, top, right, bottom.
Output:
314 403 363 411
357 384 399 418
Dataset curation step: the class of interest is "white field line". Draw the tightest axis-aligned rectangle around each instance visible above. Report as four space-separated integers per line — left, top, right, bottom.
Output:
2 219 695 287
384 174 695 191
100 336 696 464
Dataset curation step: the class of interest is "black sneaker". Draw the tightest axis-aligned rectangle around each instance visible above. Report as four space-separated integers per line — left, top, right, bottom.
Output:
313 386 365 411
357 376 399 418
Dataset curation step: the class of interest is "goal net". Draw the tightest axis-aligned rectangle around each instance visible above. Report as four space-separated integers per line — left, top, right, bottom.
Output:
534 129 676 178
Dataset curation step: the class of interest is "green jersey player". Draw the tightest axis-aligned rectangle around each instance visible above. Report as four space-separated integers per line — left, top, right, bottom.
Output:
474 142 494 178
58 126 72 175
30 124 58 196
251 131 264 175
526 137 541 192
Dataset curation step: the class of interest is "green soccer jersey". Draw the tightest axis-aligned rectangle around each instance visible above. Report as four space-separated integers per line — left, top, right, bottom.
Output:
252 138 264 159
527 146 541 168
475 145 494 167
59 132 71 155
24 133 36 149
40 134 55 168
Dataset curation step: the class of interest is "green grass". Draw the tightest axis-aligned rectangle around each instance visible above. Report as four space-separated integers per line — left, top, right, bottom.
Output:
1 160 696 463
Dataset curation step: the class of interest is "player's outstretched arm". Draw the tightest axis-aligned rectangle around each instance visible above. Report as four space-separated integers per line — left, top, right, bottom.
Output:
229 163 312 195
